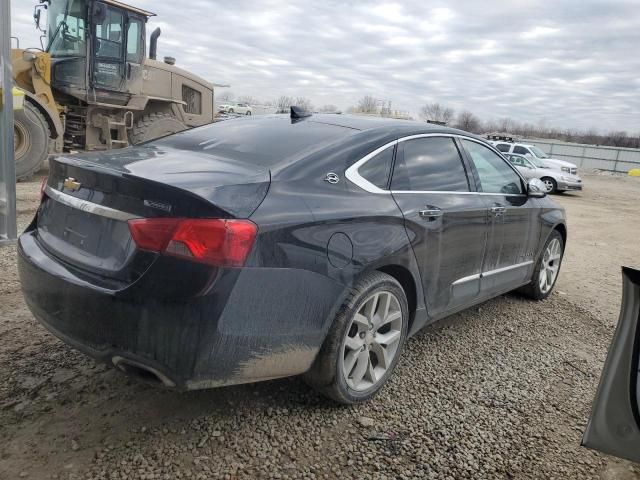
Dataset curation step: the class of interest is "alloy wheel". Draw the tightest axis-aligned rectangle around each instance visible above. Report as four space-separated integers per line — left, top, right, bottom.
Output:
342 291 403 391
543 179 555 192
539 238 562 294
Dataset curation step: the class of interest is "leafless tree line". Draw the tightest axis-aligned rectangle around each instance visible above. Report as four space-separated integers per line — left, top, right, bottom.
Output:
419 102 640 149
216 92 639 149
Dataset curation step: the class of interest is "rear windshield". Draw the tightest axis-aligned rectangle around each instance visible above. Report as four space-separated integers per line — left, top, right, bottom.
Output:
154 117 354 166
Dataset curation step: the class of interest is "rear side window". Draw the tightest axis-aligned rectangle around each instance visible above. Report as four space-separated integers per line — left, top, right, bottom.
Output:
359 146 394 189
391 137 469 192
496 143 511 152
513 146 530 155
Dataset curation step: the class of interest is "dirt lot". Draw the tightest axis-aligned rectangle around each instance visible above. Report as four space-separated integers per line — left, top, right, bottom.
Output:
1 172 639 479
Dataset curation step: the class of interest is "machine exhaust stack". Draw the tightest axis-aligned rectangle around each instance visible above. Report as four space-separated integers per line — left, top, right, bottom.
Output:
149 27 161 60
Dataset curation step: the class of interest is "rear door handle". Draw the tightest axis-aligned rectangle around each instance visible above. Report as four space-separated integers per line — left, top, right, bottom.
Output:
490 206 506 216
419 207 443 219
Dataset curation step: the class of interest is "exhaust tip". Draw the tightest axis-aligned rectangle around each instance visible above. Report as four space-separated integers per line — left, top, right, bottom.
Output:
112 356 176 387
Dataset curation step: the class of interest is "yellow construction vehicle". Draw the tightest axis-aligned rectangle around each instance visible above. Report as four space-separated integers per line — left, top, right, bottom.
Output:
12 0 216 180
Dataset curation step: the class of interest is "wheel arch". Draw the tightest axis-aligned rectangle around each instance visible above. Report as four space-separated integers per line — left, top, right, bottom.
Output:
22 92 63 140
554 222 567 245
377 264 418 332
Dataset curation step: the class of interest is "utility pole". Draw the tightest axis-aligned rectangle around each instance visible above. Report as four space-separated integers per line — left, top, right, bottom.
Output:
0 0 18 246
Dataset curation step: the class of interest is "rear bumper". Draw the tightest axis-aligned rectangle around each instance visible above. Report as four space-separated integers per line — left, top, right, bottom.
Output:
18 230 344 389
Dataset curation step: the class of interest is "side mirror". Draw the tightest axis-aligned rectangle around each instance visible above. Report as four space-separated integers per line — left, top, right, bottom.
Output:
33 4 47 32
527 178 547 198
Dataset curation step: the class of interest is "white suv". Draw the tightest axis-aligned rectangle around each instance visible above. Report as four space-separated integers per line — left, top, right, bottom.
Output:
491 141 579 176
218 103 253 115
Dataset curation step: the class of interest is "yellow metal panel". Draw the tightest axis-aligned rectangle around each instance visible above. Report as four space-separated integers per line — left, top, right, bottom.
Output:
12 87 24 110
628 169 640 177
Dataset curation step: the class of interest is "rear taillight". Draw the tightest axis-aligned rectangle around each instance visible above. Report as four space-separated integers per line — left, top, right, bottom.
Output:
127 218 257 267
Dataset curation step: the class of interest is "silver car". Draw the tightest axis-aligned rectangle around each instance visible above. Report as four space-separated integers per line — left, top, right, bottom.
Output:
504 153 583 193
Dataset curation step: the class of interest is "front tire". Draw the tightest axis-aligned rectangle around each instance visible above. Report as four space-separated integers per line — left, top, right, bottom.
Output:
129 113 187 145
304 272 409 404
541 177 557 194
14 102 51 181
519 230 564 300
246 111 252 115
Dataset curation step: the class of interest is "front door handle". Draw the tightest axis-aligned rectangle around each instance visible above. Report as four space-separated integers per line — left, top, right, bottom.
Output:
490 206 506 216
419 207 443 219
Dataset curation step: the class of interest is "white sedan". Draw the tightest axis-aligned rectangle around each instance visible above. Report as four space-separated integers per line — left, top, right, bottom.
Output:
218 102 253 115
504 153 583 193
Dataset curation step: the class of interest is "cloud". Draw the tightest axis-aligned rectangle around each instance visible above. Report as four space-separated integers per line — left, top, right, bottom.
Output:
9 0 640 132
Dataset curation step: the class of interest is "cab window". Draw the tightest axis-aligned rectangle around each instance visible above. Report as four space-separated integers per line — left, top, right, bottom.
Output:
95 8 123 59
462 140 524 195
126 18 144 63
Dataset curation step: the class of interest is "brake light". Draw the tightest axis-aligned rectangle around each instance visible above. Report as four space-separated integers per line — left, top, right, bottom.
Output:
127 218 257 267
39 176 48 201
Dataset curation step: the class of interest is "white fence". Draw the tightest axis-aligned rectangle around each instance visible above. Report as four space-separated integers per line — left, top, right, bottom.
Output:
523 139 640 173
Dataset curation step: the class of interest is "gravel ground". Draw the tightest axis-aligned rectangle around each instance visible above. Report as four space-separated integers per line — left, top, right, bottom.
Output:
1 172 639 479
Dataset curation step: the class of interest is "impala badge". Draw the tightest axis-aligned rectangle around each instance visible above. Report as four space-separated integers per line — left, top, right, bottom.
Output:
325 172 340 184
63 177 82 192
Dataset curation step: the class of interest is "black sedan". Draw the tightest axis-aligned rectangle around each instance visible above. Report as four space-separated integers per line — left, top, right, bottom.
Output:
18 111 566 404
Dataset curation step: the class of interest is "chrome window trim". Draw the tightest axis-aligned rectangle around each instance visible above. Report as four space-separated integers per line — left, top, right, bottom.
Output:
345 133 527 195
344 140 398 194
45 186 140 222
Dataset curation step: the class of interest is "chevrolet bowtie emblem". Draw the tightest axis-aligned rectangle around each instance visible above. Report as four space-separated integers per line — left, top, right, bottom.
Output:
63 177 82 192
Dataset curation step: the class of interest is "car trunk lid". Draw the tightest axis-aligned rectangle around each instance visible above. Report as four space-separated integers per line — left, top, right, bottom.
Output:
37 146 270 282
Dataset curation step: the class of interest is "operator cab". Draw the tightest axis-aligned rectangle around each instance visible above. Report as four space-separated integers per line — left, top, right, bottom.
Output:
36 0 154 103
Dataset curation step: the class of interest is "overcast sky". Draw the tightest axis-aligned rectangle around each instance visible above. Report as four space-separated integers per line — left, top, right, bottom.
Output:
9 0 640 132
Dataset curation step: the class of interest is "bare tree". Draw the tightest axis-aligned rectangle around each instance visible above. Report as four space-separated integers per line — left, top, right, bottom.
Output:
419 102 454 124
455 111 481 133
217 90 235 103
275 95 294 113
237 95 259 106
356 95 379 114
318 104 339 113
294 97 314 112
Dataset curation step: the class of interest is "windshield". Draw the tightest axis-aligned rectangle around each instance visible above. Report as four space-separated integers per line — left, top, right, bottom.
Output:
530 146 550 159
47 0 87 57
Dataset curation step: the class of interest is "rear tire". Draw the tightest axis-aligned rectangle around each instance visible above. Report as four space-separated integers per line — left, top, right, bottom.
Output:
519 230 564 300
304 272 409 404
246 111 252 115
129 113 187 145
541 177 557 194
14 102 50 181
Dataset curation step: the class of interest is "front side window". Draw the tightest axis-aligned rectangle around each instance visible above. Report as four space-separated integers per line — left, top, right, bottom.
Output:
513 146 530 155
530 146 550 159
508 155 533 168
391 137 469 192
359 146 395 189
95 8 124 59
47 0 87 57
462 140 524 195
496 143 511 152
